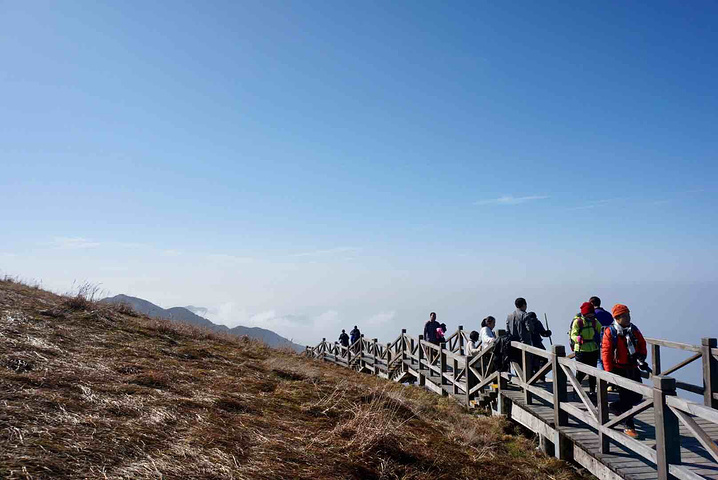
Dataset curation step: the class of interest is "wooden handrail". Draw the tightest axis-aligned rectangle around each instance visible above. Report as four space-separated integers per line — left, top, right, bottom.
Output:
645 337 702 353
309 330 718 478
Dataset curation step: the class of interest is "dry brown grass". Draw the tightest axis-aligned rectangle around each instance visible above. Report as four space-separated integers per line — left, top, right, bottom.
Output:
0 278 588 479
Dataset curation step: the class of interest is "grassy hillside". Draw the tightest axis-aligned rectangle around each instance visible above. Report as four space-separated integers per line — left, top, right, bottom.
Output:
0 279 584 479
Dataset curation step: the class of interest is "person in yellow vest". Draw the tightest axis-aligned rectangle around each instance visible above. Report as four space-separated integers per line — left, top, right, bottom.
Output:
570 302 602 397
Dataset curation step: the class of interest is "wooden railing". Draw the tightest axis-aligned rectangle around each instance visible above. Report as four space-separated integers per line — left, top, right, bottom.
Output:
307 328 718 479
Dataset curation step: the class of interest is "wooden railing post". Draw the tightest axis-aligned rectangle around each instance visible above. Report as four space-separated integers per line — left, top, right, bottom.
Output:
321 338 326 361
552 345 571 461
360 334 365 371
418 335 426 386
522 347 532 405
453 352 460 396
653 376 680 480
386 342 392 376
702 338 718 408
466 353 475 408
597 377 609 454
372 338 379 375
495 329 508 416
401 329 407 360
439 342 448 396
458 325 464 355
652 343 662 376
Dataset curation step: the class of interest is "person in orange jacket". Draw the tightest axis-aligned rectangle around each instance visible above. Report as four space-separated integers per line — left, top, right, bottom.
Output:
601 303 648 438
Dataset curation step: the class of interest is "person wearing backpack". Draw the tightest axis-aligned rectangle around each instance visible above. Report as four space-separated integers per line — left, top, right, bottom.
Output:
506 298 531 344
590 296 614 370
601 303 648 439
570 302 602 397
349 325 361 352
526 311 552 381
338 329 349 347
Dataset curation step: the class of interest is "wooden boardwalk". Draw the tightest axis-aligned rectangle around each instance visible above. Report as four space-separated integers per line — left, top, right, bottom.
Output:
308 329 718 480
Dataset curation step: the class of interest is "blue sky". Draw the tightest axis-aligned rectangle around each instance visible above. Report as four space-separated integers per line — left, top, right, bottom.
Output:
1 1 717 349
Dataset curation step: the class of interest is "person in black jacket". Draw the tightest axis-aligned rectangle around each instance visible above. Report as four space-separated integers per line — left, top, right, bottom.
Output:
349 326 361 353
423 312 441 362
526 311 552 381
338 329 349 347
423 312 440 345
506 298 532 344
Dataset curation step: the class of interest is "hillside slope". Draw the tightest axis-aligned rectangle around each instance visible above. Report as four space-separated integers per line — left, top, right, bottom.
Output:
0 279 583 479
101 294 305 352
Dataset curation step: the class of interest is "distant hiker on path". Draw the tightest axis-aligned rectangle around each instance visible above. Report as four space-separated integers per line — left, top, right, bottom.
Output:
570 302 602 397
589 296 613 369
350 326 361 352
479 316 496 347
338 329 349 347
423 312 440 345
601 303 648 439
506 298 531 344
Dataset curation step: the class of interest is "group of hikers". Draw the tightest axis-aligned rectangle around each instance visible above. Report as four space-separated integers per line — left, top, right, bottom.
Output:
500 296 648 438
334 295 648 438
337 326 362 351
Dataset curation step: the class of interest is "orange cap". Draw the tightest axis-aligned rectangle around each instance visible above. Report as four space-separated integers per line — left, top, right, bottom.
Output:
612 304 630 318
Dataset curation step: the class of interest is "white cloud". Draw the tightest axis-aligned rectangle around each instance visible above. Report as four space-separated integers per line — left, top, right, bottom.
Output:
206 254 255 264
365 311 396 326
474 195 549 206
202 303 344 345
50 237 101 249
160 249 182 257
567 198 617 211
290 247 361 258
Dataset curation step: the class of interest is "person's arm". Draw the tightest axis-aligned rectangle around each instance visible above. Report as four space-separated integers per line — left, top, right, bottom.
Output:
569 318 581 347
534 319 551 337
601 327 613 372
480 327 495 346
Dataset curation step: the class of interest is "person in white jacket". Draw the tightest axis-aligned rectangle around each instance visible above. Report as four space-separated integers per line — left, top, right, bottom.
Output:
465 316 497 356
479 316 496 347
466 330 482 355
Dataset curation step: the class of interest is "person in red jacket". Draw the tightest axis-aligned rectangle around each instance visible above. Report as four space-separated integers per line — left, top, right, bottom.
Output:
601 303 648 438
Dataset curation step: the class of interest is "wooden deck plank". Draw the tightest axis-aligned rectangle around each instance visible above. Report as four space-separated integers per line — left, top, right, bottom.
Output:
500 382 718 479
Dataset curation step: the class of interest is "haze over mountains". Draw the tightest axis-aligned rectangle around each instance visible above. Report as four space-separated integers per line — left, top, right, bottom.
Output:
100 294 304 352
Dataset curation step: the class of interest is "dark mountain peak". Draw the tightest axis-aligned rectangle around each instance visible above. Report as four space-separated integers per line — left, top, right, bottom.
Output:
101 294 303 351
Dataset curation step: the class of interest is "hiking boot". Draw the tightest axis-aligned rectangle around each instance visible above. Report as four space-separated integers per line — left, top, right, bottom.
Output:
623 428 639 438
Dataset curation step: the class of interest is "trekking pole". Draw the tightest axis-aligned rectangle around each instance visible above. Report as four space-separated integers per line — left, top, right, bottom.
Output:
544 313 553 346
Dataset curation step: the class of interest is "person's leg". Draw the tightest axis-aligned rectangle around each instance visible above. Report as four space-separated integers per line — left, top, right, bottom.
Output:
572 351 594 401
575 351 587 383
624 368 643 430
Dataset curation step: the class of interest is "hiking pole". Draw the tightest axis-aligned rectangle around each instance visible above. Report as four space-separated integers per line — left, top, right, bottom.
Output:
544 313 553 345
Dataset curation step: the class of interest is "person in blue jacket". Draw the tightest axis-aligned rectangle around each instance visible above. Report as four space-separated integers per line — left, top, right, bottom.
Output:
590 296 613 369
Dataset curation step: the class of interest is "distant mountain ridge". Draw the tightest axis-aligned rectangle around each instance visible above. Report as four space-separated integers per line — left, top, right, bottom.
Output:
100 294 304 352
